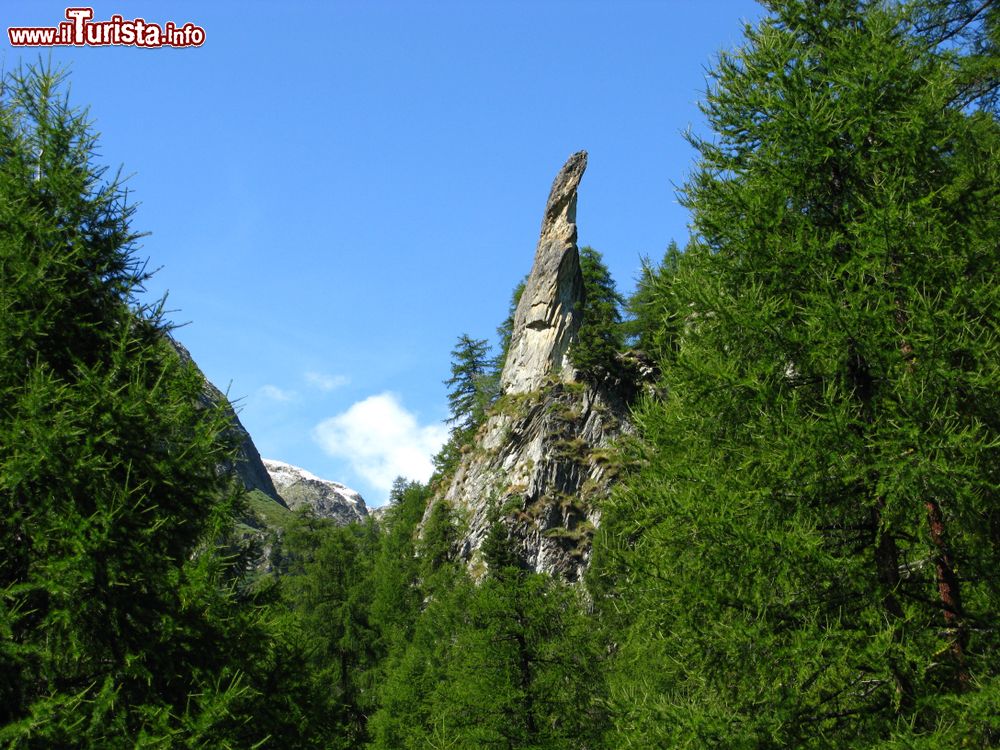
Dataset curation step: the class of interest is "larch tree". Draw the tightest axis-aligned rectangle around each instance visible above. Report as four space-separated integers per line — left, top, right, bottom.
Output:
595 1 1000 746
0 64 278 747
444 333 495 437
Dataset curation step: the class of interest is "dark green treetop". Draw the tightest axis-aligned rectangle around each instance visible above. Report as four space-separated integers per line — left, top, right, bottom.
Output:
0 63 283 746
624 239 685 360
595 0 1000 746
569 245 625 380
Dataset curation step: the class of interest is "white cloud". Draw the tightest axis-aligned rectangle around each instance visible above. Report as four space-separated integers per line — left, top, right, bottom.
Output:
305 371 349 391
312 392 447 494
257 384 297 402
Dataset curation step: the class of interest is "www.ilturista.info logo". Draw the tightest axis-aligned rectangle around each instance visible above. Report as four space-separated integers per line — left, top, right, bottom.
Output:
8 7 205 48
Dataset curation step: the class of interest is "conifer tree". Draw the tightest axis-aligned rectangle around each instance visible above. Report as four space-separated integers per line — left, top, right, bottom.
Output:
277 513 381 748
433 334 496 482
434 522 607 749
624 239 685 359
0 64 275 746
444 333 494 436
372 521 607 750
367 484 468 750
495 277 526 374
369 478 430 650
596 1 1000 746
907 0 1000 110
570 246 625 379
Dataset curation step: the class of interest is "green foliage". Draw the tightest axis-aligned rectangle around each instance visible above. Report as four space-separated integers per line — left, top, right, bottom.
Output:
368 576 475 750
10 6 1000 748
274 512 382 748
569 246 625 379
624 239 686 360
369 478 430 648
371 521 607 750
480 517 526 578
445 333 496 435
495 276 527 372
416 499 462 594
426 574 606 750
434 335 498 482
367 482 464 749
906 0 1000 111
594 1 1000 746
0 63 280 747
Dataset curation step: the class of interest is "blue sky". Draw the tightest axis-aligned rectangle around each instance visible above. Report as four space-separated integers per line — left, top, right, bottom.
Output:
4 1 763 505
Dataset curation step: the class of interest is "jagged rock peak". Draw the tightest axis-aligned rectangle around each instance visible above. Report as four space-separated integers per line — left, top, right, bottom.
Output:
263 459 368 525
500 151 587 395
427 150 638 582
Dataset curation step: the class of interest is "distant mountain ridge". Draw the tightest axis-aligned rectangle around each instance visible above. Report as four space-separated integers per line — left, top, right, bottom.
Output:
264 459 368 525
169 337 367 530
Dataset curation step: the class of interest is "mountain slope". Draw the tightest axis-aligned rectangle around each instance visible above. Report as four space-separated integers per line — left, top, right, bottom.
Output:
168 337 286 508
264 459 368 525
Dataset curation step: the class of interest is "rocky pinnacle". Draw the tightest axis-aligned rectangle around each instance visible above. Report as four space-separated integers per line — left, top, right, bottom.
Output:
500 151 587 394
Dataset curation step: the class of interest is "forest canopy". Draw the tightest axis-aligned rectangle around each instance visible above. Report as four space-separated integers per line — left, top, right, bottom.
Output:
2 0 999 746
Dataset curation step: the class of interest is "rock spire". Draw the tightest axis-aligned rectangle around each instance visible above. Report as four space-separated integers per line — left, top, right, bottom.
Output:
500 151 587 394
429 151 639 582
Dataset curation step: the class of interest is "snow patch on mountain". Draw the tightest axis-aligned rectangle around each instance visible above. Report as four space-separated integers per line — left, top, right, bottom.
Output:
263 459 368 525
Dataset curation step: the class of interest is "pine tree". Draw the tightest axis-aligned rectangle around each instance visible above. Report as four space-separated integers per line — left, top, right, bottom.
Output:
0 64 273 746
596 1 1000 746
367 575 476 750
276 513 381 748
434 522 607 749
433 334 496 483
372 521 607 750
367 482 465 750
369 478 429 651
569 246 625 380
444 333 495 436
624 239 685 359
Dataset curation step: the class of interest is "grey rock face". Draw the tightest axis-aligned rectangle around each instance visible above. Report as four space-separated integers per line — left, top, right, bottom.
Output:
500 151 587 395
442 382 632 582
370 505 392 523
263 459 368 525
428 151 638 582
168 337 285 507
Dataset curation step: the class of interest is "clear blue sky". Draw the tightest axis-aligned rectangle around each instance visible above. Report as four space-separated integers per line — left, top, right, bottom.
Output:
4 1 763 505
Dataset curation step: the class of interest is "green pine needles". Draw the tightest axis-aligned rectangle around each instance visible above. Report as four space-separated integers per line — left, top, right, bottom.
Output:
0 64 280 748
5 1 1000 746
569 246 626 382
596 1 1000 746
